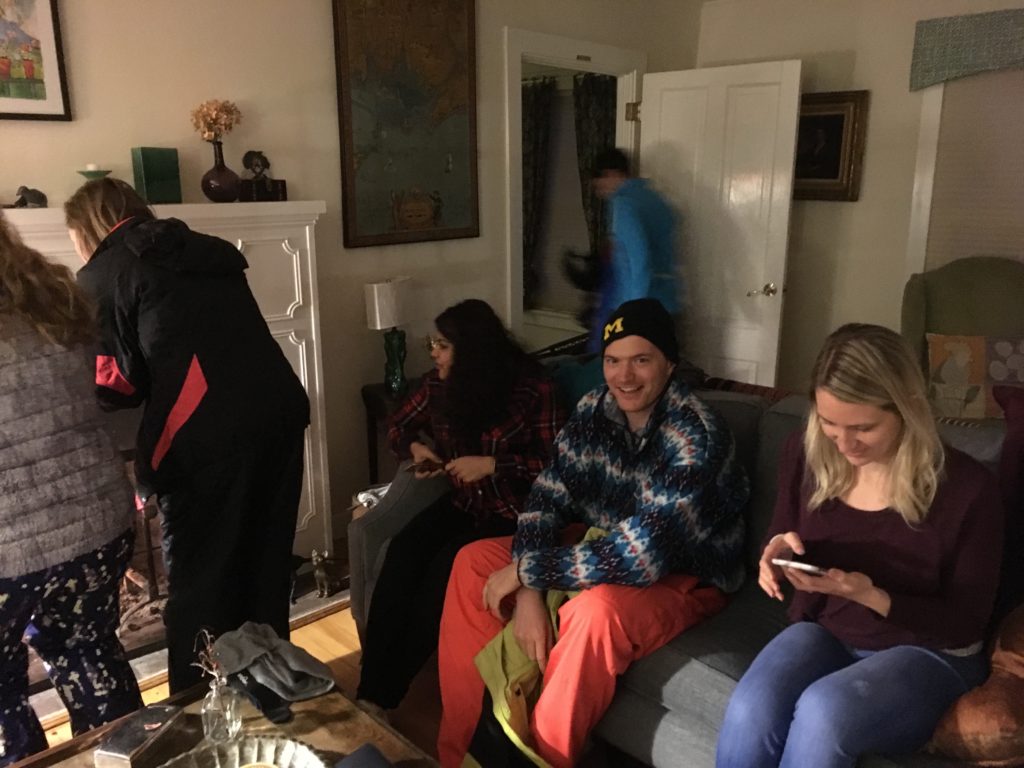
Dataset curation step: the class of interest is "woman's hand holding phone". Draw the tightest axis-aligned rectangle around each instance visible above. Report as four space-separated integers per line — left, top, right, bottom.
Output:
779 565 892 617
758 531 807 601
761 538 892 616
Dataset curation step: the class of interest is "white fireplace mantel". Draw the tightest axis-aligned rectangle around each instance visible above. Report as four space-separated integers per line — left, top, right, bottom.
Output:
5 201 333 556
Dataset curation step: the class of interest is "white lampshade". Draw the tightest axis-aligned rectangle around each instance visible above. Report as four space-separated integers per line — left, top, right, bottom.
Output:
364 277 409 330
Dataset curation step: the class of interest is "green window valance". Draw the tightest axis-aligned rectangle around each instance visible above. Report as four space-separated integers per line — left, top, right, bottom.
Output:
910 8 1024 91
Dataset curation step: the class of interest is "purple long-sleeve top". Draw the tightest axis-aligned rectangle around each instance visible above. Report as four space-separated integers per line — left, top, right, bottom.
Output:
768 433 1005 652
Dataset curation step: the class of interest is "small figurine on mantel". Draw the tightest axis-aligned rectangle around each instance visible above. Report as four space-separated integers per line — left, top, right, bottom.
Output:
13 186 48 208
239 150 287 202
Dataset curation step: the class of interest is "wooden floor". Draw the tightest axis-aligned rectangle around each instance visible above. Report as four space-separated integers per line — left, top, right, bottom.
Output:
43 606 442 760
291 607 442 758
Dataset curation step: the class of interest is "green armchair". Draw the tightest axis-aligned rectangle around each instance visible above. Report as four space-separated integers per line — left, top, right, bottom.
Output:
901 256 1024 373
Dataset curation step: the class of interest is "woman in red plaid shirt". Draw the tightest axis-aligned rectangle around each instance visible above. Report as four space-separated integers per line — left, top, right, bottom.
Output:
356 299 566 716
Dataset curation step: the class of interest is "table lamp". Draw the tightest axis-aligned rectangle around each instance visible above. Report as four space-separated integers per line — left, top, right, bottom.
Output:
364 278 409 395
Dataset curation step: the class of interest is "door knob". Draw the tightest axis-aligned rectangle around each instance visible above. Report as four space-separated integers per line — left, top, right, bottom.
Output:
746 282 778 297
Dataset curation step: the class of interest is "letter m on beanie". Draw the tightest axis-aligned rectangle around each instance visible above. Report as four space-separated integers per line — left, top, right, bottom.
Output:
603 317 624 341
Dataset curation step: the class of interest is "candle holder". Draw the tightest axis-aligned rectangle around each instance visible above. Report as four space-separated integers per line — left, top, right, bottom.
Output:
77 168 111 181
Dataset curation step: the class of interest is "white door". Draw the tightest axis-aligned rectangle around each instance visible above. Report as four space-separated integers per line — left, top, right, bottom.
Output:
637 61 801 385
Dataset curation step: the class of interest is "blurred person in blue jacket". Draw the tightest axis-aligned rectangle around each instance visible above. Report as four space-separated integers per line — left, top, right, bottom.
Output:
588 148 680 353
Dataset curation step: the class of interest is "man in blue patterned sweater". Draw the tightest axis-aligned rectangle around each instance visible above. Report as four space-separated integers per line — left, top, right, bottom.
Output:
437 298 749 768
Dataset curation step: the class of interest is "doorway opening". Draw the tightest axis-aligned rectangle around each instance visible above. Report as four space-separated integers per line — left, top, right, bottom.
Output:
503 28 645 347
520 63 615 351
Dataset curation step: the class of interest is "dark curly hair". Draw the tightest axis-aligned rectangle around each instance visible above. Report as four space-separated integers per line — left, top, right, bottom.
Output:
435 299 534 436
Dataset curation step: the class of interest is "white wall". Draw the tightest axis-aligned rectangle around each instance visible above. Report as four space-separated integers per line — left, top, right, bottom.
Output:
0 0 702 523
698 0 1024 391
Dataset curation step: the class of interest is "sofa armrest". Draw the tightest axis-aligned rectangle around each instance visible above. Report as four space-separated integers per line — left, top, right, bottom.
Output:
347 462 450 645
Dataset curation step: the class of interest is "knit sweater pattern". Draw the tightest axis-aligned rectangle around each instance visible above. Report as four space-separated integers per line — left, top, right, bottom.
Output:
0 315 133 578
512 379 748 592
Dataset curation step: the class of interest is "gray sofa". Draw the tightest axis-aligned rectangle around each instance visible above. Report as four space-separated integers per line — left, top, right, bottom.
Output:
348 386 1005 768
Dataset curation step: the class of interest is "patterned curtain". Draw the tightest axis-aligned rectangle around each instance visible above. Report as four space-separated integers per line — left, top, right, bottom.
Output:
572 73 617 257
522 77 557 309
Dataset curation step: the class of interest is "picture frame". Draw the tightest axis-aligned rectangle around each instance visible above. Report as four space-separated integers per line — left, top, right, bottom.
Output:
0 0 71 121
793 90 869 201
331 0 479 247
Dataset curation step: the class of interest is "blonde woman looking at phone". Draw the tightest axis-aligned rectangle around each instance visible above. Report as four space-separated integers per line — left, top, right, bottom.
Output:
716 324 1004 768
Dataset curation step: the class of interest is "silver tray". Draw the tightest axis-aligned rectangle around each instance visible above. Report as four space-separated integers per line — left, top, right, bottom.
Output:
159 735 327 768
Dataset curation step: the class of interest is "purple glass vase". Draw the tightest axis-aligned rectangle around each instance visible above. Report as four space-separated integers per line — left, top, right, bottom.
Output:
201 140 240 203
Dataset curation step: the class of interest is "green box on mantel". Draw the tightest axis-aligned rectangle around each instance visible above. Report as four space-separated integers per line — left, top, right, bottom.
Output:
131 147 182 204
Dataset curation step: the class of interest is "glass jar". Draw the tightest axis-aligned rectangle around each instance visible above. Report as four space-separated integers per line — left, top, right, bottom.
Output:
201 678 242 742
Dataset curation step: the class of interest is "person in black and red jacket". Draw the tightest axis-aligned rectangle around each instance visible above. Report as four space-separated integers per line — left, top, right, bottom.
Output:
65 178 310 693
354 299 565 718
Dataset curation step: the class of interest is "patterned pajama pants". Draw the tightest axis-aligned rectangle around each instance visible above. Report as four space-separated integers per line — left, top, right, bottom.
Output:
0 531 143 766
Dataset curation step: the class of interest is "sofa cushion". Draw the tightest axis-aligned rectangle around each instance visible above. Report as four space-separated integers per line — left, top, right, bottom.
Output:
599 691 963 768
936 418 1006 474
616 583 788 715
596 586 783 768
598 690 724 768
694 389 767 483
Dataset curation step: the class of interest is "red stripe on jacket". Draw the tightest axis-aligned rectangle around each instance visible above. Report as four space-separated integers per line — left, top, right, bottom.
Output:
96 355 136 396
151 355 208 471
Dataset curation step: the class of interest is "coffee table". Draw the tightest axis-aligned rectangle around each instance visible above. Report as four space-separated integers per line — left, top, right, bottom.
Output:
12 687 436 768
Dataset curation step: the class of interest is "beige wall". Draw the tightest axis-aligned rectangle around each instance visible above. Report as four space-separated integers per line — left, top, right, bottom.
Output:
0 0 702 524
698 0 1024 391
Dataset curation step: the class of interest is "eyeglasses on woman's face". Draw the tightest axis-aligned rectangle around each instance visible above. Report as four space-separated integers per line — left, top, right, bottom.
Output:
424 335 452 353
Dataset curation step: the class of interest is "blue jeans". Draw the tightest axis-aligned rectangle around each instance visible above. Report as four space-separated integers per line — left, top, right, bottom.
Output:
715 622 988 768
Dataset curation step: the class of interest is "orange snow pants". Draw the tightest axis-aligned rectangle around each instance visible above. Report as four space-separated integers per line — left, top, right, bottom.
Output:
437 536 727 768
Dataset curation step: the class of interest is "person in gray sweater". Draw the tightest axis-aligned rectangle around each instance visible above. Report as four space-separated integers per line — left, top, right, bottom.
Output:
0 217 142 767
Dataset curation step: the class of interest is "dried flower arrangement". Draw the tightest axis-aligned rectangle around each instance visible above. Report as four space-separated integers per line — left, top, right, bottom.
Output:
190 99 242 143
192 628 225 683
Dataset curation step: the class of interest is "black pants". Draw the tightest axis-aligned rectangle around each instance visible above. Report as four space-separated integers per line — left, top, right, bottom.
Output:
158 428 306 693
357 495 516 708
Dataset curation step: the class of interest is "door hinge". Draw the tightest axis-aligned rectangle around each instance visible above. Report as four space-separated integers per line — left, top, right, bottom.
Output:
625 101 641 122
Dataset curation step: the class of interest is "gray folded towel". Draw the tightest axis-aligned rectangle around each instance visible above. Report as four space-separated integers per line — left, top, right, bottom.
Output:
213 621 335 701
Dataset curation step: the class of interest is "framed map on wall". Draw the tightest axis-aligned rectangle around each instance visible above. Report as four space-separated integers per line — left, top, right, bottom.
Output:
332 0 479 247
0 0 71 121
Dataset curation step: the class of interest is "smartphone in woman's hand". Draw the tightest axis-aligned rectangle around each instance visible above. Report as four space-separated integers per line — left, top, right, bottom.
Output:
770 558 827 576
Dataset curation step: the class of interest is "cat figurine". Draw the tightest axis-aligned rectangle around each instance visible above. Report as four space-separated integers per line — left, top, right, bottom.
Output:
311 549 335 598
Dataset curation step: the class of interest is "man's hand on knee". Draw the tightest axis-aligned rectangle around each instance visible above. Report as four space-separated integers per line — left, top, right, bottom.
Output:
513 588 554 672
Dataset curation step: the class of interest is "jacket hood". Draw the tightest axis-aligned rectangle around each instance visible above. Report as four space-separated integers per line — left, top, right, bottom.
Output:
119 218 248 275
